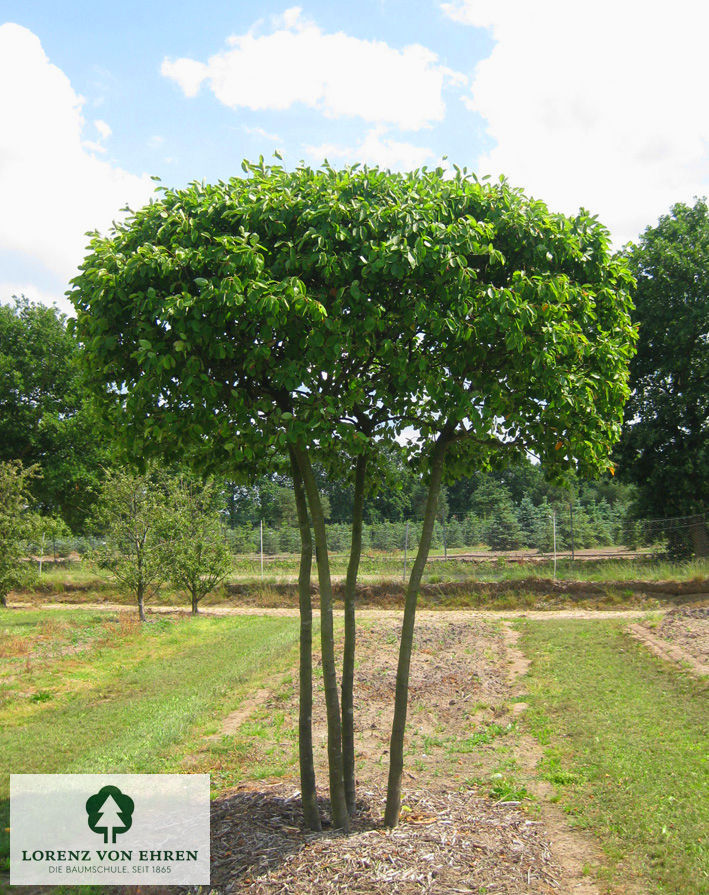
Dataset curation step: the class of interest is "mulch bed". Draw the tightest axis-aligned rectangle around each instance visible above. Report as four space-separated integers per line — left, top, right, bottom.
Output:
209 784 563 894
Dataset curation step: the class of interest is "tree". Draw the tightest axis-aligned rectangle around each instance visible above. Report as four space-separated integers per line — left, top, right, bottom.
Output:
70 162 636 832
90 468 170 621
161 477 233 614
85 786 134 844
0 461 40 607
0 297 112 530
618 199 709 555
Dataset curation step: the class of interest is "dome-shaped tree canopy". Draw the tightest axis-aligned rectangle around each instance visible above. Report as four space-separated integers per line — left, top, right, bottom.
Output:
70 160 635 480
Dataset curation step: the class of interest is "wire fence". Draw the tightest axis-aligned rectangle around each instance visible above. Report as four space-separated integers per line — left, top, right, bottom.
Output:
30 508 707 562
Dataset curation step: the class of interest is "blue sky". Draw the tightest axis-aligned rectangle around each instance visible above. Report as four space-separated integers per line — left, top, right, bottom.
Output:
2 1 708 315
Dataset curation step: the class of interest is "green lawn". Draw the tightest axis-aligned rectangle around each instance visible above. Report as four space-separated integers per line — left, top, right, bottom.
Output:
519 618 708 895
0 609 300 874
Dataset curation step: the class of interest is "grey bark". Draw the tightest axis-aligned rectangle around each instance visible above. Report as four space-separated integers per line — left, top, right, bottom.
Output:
293 445 349 832
289 448 322 832
384 433 450 827
342 453 366 815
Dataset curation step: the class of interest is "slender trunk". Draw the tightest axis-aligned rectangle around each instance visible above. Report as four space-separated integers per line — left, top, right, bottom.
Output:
137 543 146 622
293 444 349 832
289 448 321 832
0 592 7 608
191 591 199 615
384 433 450 828
342 453 366 815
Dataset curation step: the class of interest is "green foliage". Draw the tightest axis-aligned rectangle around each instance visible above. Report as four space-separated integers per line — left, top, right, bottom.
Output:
89 468 171 618
0 460 40 604
619 199 709 526
160 477 233 613
69 160 637 830
0 297 113 530
70 161 636 484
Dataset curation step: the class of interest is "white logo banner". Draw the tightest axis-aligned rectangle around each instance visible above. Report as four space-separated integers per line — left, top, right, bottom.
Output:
11 774 210 885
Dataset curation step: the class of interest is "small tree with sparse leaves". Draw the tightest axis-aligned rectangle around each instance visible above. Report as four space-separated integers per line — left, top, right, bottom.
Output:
90 468 170 621
161 477 233 615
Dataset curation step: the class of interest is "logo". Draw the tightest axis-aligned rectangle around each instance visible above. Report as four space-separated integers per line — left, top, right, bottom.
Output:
85 785 135 844
11 774 210 885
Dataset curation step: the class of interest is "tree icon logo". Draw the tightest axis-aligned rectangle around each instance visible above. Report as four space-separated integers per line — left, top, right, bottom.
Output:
85 785 135 844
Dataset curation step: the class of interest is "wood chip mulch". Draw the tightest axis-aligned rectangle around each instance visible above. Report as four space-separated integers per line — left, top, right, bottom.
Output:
208 783 563 894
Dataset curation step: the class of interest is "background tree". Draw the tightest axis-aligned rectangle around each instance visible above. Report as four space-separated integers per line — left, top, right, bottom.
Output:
617 199 709 555
90 468 170 621
0 460 40 607
161 476 232 614
0 297 112 530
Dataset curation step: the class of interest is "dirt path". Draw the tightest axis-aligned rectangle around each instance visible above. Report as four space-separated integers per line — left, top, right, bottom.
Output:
9 599 654 622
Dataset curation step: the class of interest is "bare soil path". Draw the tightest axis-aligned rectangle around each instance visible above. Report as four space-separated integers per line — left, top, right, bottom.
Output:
9 600 654 621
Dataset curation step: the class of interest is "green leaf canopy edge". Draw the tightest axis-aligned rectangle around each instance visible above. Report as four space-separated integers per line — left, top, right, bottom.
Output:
69 162 637 479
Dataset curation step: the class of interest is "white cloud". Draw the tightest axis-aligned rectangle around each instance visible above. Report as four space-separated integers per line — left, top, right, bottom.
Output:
162 7 464 131
94 119 112 140
0 23 154 285
244 125 283 143
161 57 208 98
442 1 709 244
306 127 436 170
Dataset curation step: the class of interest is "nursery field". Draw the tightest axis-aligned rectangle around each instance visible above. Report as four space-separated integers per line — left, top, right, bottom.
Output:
1 600 707 895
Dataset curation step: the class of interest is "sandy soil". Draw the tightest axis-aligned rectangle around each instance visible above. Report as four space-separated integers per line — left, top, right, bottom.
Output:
630 605 709 677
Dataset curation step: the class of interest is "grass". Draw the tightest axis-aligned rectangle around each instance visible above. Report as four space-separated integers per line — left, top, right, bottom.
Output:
518 618 709 895
0 609 301 875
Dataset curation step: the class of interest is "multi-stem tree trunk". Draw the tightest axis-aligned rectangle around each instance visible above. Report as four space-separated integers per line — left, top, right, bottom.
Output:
293 444 349 832
289 448 322 832
342 453 367 815
384 432 451 828
190 590 199 615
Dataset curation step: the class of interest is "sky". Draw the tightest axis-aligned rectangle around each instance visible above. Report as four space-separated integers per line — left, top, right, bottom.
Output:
2 0 709 316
